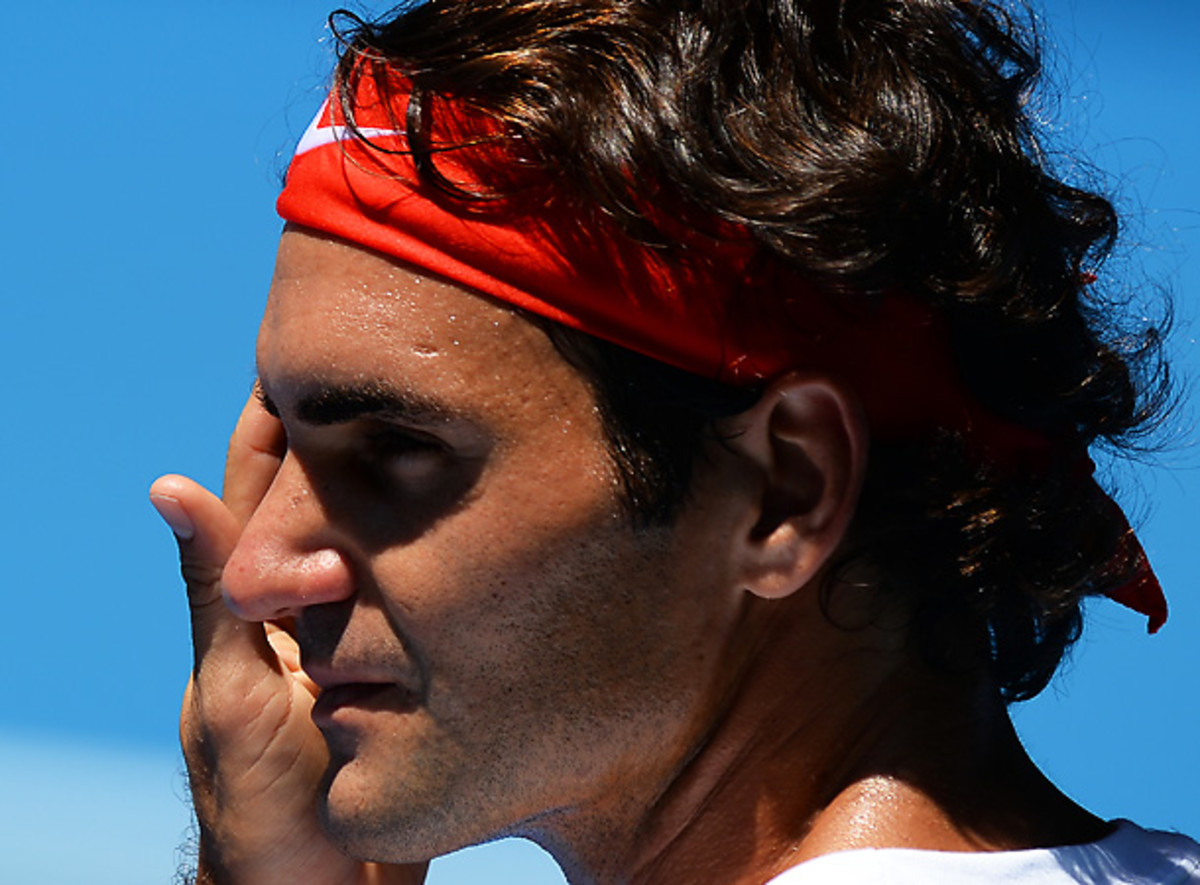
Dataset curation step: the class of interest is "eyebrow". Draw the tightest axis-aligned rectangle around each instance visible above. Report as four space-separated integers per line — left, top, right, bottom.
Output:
257 379 455 428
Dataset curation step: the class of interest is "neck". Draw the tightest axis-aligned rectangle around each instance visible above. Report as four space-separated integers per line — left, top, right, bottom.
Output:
537 591 1106 885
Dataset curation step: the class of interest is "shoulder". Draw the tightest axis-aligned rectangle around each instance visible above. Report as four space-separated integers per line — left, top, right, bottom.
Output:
766 822 1200 885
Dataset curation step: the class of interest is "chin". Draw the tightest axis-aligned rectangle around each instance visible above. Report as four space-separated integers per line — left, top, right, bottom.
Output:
317 788 430 864
315 756 481 865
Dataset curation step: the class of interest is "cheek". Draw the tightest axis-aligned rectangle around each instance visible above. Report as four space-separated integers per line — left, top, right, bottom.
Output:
351 470 743 825
379 498 691 712
385 424 626 641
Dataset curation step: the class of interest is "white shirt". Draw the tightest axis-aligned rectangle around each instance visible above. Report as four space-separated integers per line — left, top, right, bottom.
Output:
767 821 1200 884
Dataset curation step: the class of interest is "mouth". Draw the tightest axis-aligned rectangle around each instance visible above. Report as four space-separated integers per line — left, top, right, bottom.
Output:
311 681 420 725
305 655 422 726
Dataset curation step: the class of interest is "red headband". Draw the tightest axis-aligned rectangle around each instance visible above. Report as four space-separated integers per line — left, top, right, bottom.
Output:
277 71 1165 632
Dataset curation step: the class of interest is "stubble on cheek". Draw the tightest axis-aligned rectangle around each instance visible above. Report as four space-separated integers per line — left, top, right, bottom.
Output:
467 521 712 800
314 439 725 858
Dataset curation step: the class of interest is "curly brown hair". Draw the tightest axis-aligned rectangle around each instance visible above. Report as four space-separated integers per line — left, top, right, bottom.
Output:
326 0 1171 701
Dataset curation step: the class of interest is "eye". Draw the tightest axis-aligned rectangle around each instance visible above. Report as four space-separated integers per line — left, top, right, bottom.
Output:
360 425 448 481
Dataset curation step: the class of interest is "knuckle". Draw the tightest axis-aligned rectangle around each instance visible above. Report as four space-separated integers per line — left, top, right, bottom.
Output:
180 560 225 591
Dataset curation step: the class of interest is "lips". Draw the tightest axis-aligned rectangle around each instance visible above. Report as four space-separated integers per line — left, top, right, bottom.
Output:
305 656 421 725
311 681 419 725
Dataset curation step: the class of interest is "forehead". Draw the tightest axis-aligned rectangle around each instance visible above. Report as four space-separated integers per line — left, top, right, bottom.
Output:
258 226 588 416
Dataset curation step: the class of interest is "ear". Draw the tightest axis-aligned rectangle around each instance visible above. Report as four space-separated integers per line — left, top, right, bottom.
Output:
729 373 867 600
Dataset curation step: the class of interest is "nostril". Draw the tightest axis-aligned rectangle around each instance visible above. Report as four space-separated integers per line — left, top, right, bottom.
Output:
221 580 291 622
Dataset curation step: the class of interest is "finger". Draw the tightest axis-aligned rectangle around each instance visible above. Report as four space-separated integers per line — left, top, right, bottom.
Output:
224 387 286 527
265 622 319 696
150 473 273 667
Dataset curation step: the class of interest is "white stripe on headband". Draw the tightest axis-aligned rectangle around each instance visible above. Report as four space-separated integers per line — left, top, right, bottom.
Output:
294 100 406 158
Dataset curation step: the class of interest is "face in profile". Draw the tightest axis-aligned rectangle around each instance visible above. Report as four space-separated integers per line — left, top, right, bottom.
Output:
221 225 750 861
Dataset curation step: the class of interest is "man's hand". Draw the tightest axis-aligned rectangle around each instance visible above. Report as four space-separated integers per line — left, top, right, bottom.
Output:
151 393 427 885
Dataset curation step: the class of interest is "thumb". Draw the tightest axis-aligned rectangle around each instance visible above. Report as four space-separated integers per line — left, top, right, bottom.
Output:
150 473 272 666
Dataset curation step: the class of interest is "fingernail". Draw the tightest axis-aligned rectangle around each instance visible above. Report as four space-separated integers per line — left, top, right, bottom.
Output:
150 494 195 540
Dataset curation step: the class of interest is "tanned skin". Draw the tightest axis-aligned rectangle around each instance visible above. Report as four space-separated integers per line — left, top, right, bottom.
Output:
152 228 1106 885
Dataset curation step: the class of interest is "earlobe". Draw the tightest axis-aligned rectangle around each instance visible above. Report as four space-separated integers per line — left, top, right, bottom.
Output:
733 375 867 601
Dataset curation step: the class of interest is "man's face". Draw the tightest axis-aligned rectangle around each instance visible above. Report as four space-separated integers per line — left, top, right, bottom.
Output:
225 227 749 861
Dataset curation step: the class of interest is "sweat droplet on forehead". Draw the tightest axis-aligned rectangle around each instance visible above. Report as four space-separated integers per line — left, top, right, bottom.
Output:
325 282 502 357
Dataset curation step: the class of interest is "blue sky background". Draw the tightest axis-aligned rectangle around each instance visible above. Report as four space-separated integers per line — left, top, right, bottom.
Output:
1 1 1195 882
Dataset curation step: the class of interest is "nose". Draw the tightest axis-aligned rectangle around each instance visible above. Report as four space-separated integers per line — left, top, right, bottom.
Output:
222 454 355 621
